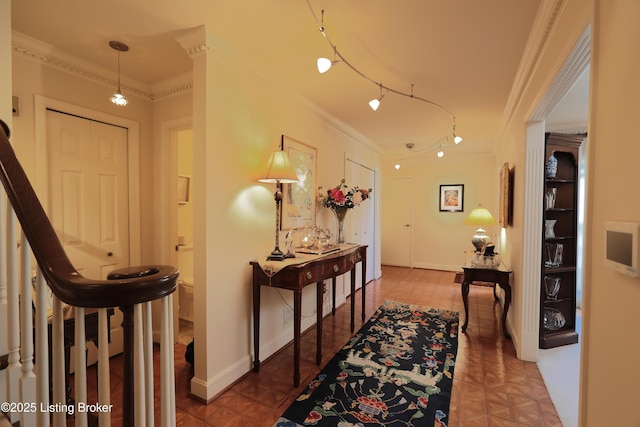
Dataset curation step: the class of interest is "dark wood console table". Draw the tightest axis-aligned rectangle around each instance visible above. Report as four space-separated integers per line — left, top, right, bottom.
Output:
251 244 367 387
461 266 512 339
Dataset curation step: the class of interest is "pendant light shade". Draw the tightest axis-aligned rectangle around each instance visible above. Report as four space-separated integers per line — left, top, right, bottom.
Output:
109 41 129 107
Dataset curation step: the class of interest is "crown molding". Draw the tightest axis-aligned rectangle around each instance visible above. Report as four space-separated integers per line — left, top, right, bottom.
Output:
11 31 192 102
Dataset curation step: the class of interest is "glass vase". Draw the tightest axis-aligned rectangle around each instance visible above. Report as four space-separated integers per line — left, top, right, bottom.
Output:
544 276 561 300
331 206 348 244
545 219 557 239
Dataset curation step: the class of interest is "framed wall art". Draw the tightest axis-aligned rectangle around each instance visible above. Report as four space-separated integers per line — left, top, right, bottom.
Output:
499 162 514 227
439 184 464 212
281 135 317 230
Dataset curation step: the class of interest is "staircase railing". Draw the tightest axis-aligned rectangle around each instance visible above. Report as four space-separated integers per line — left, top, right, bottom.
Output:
0 119 179 427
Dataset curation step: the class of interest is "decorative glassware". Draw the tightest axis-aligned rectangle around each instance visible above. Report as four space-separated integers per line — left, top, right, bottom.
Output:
545 188 557 210
544 276 561 300
331 206 348 244
544 307 566 331
545 243 563 267
545 219 557 239
546 152 558 178
299 225 316 248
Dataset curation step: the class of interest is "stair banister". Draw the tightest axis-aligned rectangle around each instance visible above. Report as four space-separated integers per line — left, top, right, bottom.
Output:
0 119 179 426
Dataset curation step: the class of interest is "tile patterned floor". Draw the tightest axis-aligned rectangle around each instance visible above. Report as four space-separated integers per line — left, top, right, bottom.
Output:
77 267 563 426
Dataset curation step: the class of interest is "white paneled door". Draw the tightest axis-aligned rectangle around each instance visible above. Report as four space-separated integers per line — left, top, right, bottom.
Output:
46 110 129 357
345 159 375 288
381 177 412 267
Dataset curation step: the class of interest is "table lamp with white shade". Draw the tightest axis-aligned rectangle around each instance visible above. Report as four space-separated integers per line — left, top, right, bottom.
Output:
259 150 299 261
464 206 497 253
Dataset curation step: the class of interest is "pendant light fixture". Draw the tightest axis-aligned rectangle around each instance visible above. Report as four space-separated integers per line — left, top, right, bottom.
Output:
109 41 129 107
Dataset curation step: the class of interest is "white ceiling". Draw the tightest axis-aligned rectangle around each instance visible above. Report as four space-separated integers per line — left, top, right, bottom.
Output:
10 0 588 155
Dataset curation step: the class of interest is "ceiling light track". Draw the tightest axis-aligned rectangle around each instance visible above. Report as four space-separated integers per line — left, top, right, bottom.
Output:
307 1 462 141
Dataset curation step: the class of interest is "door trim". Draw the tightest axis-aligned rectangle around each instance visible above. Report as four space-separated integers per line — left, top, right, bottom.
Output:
34 95 141 265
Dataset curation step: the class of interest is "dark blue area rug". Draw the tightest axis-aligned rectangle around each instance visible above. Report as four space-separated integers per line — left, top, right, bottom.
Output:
274 300 459 427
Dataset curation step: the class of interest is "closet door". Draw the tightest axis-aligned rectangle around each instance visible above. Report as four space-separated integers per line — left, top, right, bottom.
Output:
345 159 375 284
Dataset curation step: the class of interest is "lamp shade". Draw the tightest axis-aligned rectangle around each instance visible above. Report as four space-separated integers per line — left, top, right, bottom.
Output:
259 150 298 184
464 207 497 226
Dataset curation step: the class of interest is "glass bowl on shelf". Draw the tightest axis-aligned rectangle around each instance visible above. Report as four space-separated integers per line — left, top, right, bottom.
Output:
543 307 566 331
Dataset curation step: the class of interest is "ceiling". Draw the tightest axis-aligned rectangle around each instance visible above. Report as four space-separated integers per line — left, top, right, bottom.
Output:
10 0 588 156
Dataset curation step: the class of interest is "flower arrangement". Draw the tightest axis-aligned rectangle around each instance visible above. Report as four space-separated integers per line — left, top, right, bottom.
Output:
317 179 372 210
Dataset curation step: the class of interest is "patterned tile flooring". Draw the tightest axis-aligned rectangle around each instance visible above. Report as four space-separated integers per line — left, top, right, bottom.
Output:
79 266 563 426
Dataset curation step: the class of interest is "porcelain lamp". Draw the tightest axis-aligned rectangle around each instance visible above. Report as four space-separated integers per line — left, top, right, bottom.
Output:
464 207 497 252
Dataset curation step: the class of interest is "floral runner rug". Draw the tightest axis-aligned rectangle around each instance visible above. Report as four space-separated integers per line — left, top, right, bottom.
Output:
274 300 459 427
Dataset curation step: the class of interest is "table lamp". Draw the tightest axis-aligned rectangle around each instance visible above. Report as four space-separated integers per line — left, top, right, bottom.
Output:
464 206 497 253
259 150 298 261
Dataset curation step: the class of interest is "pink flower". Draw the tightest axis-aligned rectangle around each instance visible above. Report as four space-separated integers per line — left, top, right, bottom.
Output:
329 188 345 203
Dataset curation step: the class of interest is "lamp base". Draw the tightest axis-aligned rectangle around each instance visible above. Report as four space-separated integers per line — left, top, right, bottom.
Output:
266 247 295 261
471 227 490 253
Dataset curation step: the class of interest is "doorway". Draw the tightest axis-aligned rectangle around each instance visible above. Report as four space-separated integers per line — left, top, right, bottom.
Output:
381 177 413 268
523 27 590 427
35 96 142 360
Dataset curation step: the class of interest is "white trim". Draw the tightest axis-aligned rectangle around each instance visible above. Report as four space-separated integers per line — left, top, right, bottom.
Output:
520 24 591 362
33 95 142 266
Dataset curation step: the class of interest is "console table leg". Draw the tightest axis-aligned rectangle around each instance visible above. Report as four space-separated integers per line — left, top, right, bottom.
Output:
501 284 512 340
293 290 302 387
316 282 323 365
461 281 470 332
361 258 366 322
331 277 336 316
252 277 261 372
350 268 356 332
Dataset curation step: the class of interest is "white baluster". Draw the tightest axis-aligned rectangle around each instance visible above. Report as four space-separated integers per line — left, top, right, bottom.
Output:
19 235 36 426
73 307 87 427
51 297 66 427
6 208 21 425
35 270 50 427
160 295 176 427
144 301 154 425
97 308 111 427
134 303 145 426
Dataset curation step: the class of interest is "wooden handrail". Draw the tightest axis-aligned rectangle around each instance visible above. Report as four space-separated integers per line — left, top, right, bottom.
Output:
0 118 178 426
0 119 178 307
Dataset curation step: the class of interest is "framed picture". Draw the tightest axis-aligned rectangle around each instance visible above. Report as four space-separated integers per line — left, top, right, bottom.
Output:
178 175 190 204
499 162 513 227
281 135 317 230
439 184 464 212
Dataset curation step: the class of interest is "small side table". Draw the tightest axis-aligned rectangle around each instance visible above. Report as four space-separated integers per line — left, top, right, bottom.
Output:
461 266 512 339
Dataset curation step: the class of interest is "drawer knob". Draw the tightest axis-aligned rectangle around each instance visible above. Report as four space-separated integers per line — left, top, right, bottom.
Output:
306 271 313 280
357 253 362 259
333 264 339 272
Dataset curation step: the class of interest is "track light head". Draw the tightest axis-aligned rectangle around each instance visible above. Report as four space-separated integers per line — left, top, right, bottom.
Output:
437 149 445 158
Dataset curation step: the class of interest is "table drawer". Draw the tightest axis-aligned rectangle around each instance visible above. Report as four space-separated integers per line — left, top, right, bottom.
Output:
322 257 350 277
300 265 323 285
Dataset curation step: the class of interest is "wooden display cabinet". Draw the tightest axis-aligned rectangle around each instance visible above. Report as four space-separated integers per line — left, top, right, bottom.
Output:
539 132 585 349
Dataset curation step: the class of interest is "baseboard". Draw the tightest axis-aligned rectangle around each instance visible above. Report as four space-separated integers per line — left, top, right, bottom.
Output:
410 261 461 272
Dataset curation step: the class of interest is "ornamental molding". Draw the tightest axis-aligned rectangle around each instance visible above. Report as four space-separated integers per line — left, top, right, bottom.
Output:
12 31 192 102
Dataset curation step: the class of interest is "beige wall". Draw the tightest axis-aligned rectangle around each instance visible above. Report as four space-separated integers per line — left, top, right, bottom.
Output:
381 153 498 270
582 1 640 424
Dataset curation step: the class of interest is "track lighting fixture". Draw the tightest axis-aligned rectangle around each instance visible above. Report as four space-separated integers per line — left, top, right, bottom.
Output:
437 148 445 158
369 84 386 111
308 1 463 145
109 41 129 107
317 47 341 73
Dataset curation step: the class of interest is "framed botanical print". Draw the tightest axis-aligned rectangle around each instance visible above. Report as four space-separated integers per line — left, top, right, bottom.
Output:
281 135 317 230
439 184 464 212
